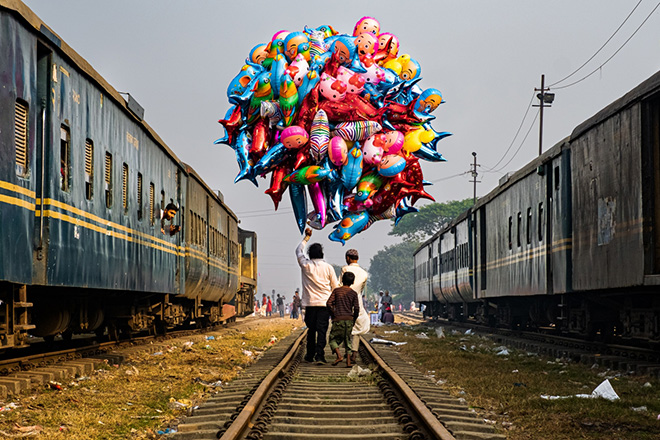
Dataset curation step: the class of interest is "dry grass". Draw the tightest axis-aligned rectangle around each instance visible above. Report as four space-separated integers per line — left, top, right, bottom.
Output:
372 324 660 440
0 318 298 439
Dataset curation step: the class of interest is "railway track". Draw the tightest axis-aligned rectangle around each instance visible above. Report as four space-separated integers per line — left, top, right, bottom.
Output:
170 328 505 440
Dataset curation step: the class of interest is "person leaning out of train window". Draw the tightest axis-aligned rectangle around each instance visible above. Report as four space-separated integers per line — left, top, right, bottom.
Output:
161 202 180 236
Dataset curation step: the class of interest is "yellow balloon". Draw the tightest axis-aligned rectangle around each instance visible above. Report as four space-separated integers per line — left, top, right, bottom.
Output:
403 127 434 154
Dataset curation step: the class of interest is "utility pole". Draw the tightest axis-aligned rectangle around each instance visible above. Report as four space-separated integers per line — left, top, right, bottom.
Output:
534 74 555 156
470 152 480 205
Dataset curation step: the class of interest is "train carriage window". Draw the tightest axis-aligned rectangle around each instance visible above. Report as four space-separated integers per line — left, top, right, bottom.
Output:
517 212 522 247
538 203 544 241
433 256 438 275
161 190 165 211
60 126 71 192
508 216 513 250
527 208 532 245
122 163 129 213
554 166 560 190
15 100 29 176
149 183 155 225
104 152 113 207
84 139 93 200
137 173 143 220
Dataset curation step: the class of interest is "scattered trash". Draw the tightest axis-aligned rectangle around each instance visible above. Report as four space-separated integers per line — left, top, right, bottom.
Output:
157 428 178 434
242 349 254 357
436 379 447 385
643 382 652 388
370 338 407 346
512 370 519 373
513 383 527 387
48 381 63 391
435 327 445 338
0 403 19 412
496 348 510 356
465 329 474 335
347 365 371 378
13 424 43 434
76 376 91 381
268 335 278 345
204 345 211 349
125 366 140 376
460 345 468 351
541 379 620 401
168 398 191 410
631 406 648 412
483 419 497 424
98 420 105 425
383 330 399 334
206 336 215 341
182 341 194 351
152 351 163 356
416 332 429 339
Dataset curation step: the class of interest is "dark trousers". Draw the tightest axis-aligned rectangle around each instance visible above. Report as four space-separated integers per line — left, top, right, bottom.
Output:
304 306 330 361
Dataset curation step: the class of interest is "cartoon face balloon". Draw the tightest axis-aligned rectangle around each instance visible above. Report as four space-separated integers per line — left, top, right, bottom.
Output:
355 33 377 58
284 32 310 62
331 37 356 65
353 16 380 37
416 88 444 115
377 154 407 177
382 130 405 154
288 54 309 88
319 73 347 102
336 66 365 95
362 134 385 165
328 136 348 166
281 126 309 149
377 33 400 57
248 43 269 65
360 62 385 86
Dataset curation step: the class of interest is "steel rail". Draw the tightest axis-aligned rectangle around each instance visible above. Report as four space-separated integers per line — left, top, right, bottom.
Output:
360 335 457 440
219 329 307 440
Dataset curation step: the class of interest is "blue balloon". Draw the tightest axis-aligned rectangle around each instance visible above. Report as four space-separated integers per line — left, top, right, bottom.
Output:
233 131 258 186
227 65 260 100
289 184 308 234
341 144 363 190
395 197 419 225
328 211 370 245
270 55 288 99
252 142 288 176
414 144 446 162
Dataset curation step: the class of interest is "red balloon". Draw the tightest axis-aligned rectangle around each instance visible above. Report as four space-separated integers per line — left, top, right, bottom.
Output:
265 165 291 210
251 119 268 154
217 105 243 146
295 84 320 132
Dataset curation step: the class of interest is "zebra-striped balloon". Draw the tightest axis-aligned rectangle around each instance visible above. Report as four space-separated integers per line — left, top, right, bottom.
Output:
309 110 329 162
332 121 382 141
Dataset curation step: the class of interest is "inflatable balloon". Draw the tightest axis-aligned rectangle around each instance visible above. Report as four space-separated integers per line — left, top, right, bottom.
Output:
216 16 451 243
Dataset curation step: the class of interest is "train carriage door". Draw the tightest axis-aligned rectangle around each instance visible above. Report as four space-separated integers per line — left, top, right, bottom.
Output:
175 168 183 293
643 94 660 273
33 43 52 277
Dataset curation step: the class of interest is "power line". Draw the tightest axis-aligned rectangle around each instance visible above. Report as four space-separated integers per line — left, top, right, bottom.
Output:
552 1 660 91
482 92 536 172
548 0 644 88
490 109 540 174
429 171 470 183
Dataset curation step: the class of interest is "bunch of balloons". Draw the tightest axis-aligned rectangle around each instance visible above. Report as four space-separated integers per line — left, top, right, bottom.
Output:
216 16 450 244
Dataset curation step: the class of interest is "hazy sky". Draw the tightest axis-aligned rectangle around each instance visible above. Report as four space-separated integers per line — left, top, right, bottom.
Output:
21 0 660 296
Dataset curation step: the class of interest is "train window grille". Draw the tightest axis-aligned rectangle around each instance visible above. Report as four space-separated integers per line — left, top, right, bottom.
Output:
508 216 513 250
104 152 113 208
517 212 522 247
538 203 544 241
122 163 129 213
60 126 71 192
527 208 532 245
84 139 93 200
137 173 143 220
149 183 155 225
15 100 29 176
554 166 560 190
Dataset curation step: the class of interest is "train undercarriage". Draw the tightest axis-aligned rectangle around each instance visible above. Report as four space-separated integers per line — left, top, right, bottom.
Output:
421 290 660 347
0 282 254 351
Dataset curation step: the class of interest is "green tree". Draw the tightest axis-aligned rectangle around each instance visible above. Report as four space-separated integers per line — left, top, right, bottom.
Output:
389 198 473 242
368 241 420 305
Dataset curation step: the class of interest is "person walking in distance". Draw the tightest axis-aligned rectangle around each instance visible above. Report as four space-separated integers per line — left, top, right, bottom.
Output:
266 296 273 317
341 249 369 364
381 290 393 321
326 271 360 367
276 294 284 317
377 291 384 322
296 227 338 364
291 290 301 319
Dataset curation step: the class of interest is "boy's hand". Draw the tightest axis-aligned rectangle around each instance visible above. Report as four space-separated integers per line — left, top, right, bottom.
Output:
304 227 312 238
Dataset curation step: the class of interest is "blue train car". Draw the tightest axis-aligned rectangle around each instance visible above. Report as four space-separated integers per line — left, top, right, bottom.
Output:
0 0 253 348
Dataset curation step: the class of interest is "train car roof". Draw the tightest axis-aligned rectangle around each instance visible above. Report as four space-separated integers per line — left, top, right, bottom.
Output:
572 69 660 141
1 0 184 175
183 163 238 222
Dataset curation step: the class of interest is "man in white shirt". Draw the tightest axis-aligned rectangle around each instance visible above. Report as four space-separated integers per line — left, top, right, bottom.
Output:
296 227 339 363
341 249 369 364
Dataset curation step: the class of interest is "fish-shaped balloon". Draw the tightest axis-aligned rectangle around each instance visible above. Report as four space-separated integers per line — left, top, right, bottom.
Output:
309 110 329 162
309 182 327 228
289 184 308 234
233 131 257 187
279 76 299 126
341 144 363 190
284 165 331 185
332 121 382 141
246 72 273 124
252 142 288 176
328 211 370 245
354 173 383 205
